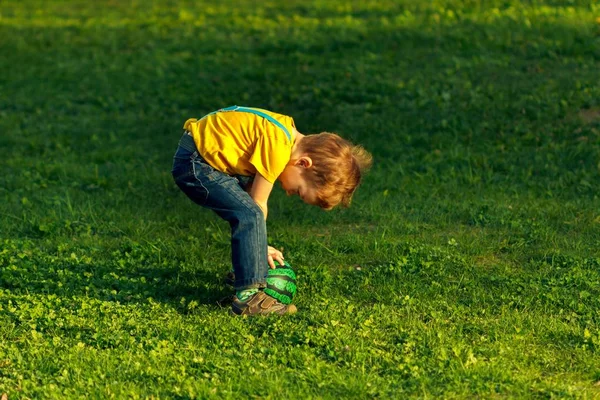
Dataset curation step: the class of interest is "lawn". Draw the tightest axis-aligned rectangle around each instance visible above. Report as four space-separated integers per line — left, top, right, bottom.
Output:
1 0 599 398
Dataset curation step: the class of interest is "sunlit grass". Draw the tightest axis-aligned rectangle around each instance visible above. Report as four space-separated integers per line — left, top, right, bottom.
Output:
1 0 599 398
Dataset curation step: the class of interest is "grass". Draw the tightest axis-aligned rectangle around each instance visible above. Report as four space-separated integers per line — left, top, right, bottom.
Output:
1 0 600 398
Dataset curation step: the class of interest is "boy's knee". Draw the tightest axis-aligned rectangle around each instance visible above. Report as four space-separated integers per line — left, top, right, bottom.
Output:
242 202 264 221
229 202 263 227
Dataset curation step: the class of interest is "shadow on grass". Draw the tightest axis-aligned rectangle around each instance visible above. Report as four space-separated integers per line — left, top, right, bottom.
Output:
0 241 232 310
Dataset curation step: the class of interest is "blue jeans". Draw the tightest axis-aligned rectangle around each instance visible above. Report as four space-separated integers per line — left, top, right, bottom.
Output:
171 134 268 291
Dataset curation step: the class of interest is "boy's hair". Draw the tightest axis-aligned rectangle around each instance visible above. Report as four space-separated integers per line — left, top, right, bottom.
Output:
297 132 372 210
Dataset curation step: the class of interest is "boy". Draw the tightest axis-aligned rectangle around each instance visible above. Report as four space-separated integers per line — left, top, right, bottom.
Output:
171 106 372 316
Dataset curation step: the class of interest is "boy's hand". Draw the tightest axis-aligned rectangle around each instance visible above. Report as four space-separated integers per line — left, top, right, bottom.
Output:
267 246 284 269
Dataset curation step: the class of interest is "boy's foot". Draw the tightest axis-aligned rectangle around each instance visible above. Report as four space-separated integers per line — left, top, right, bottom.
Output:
231 291 297 316
224 271 235 286
216 294 235 307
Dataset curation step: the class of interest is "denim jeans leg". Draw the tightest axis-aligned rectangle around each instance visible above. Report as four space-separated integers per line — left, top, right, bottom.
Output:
211 192 268 291
172 147 269 291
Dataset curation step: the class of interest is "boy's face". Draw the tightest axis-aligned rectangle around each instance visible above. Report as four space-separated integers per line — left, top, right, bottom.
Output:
278 157 319 206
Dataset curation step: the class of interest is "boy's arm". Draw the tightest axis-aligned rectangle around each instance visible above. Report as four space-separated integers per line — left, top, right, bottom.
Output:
249 172 274 220
249 173 285 268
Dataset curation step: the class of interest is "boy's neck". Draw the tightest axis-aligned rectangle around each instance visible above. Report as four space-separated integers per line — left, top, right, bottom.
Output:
291 128 305 158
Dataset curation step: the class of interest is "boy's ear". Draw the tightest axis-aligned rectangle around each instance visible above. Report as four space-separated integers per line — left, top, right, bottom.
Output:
297 156 313 168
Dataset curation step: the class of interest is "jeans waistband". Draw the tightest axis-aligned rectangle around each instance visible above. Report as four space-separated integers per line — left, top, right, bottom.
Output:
178 131 197 153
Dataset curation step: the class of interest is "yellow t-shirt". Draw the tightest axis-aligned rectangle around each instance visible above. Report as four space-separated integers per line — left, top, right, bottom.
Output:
183 107 296 184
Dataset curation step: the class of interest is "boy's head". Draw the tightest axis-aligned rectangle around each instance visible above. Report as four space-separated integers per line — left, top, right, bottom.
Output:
279 132 372 210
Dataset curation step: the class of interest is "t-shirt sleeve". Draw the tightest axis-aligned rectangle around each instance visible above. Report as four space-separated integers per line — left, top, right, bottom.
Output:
248 130 290 184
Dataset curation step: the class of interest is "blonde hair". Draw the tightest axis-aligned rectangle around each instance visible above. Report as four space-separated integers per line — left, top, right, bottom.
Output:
297 132 372 210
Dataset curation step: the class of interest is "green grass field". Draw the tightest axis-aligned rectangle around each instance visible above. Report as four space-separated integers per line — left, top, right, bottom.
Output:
1 0 600 398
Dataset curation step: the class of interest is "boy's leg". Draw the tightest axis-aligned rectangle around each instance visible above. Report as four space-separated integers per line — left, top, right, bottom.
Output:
172 150 268 290
208 186 269 291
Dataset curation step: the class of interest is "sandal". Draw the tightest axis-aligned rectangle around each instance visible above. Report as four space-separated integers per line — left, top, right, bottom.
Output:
231 290 297 316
